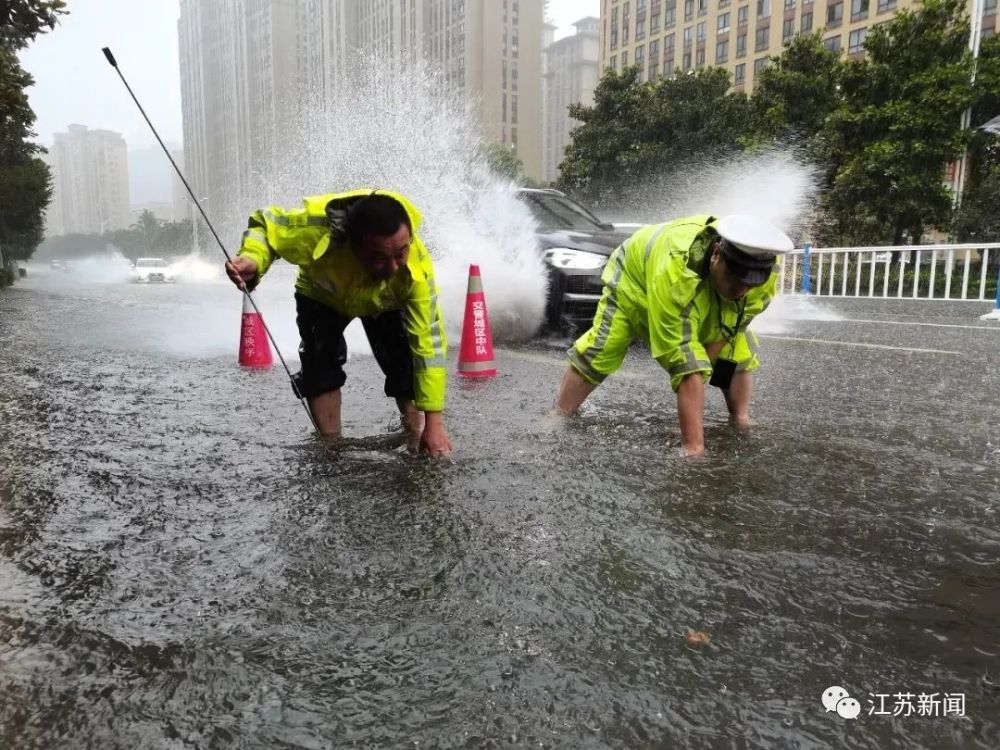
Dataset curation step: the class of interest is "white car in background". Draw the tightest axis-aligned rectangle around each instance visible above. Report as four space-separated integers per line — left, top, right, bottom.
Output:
132 257 175 283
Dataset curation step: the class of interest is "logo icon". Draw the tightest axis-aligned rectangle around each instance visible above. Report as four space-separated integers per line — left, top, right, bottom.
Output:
822 686 860 720
837 697 861 719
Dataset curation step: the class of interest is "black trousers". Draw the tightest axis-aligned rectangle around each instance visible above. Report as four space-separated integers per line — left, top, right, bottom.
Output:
292 292 414 402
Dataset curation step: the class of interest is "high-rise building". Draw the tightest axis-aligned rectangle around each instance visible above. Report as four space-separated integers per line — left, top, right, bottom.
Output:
178 0 298 227
294 1 354 104
293 0 546 179
543 17 601 183
44 124 131 237
598 0 997 93
180 1 547 198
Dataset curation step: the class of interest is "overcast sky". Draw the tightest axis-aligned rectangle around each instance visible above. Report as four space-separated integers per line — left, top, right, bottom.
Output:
20 0 600 151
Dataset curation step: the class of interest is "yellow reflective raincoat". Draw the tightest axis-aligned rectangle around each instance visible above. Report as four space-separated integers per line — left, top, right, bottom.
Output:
569 215 776 392
236 189 447 412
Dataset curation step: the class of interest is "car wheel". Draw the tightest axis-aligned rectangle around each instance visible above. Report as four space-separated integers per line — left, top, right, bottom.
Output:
544 269 566 332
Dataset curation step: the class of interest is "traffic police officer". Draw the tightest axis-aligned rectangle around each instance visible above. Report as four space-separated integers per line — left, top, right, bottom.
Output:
554 214 793 456
225 189 452 457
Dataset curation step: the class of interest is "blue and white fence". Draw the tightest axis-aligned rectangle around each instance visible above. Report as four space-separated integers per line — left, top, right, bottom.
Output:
777 243 1000 306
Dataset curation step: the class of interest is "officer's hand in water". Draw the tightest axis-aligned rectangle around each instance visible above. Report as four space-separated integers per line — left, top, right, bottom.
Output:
419 413 452 458
225 256 258 290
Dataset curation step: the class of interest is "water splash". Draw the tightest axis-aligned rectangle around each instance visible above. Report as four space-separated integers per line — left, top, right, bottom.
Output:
593 147 830 335
27 54 549 362
169 253 225 284
26 251 225 286
232 53 548 344
46 251 133 284
597 148 819 242
751 293 844 334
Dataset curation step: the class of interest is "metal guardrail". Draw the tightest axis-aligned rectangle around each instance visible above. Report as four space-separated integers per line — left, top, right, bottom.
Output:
777 243 1000 305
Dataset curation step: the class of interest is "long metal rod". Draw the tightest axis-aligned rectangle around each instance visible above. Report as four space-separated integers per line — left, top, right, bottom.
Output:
101 47 321 436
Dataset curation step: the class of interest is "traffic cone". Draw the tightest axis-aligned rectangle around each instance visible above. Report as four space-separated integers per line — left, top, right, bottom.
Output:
238 294 273 368
457 264 497 378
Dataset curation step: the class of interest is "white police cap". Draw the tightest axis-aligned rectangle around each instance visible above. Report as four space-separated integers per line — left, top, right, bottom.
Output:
716 215 794 285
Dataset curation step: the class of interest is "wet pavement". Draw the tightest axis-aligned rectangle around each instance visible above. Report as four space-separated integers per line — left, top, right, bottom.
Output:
1 269 999 748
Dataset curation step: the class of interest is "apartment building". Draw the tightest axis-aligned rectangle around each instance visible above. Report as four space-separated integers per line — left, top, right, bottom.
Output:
294 1 350 102
180 1 546 195
44 125 131 237
598 0 997 92
178 0 298 225
293 0 545 179
542 17 601 182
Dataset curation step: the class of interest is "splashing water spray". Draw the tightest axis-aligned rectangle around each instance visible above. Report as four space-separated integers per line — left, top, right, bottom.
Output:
599 147 841 333
214 52 548 347
598 148 818 230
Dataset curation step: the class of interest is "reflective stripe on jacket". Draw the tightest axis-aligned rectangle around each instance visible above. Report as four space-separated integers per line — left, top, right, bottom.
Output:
616 215 776 391
236 189 447 412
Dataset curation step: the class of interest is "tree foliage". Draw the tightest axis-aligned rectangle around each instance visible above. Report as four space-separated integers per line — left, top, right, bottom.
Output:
0 156 50 260
951 138 1000 243
553 0 999 247
117 212 194 259
752 32 844 143
556 66 651 199
557 66 761 203
0 0 65 48
0 0 66 278
953 35 1000 242
0 0 65 160
816 0 977 244
480 142 525 182
0 43 37 161
34 216 195 262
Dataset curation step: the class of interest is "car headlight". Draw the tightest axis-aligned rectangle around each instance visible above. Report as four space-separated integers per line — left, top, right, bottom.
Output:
543 248 606 270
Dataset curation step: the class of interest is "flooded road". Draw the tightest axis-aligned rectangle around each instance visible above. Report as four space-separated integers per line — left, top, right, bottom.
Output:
1 269 999 748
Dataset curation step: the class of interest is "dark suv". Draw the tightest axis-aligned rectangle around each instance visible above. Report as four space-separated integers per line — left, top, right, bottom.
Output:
515 188 634 333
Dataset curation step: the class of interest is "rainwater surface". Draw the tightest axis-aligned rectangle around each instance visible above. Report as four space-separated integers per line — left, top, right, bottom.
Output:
1 268 999 749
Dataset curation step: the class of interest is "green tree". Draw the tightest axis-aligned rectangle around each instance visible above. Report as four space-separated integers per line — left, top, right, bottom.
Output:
132 209 162 254
35 218 195 262
0 156 50 261
557 66 760 203
111 217 194 261
157 217 195 256
33 232 108 260
953 35 1000 243
480 142 525 181
752 32 844 142
557 66 653 199
0 0 66 160
0 0 67 280
816 0 976 245
0 43 36 161
0 0 65 44
644 66 762 157
951 138 1000 244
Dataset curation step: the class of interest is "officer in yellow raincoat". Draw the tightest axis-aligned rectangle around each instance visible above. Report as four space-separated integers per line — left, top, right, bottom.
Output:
554 214 793 456
225 189 451 457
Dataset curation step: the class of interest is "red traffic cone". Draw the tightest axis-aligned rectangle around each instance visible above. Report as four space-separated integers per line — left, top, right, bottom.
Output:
238 294 273 368
457 264 497 378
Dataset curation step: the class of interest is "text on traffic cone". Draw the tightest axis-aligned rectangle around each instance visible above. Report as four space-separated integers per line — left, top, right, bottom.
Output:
239 294 274 368
457 264 497 378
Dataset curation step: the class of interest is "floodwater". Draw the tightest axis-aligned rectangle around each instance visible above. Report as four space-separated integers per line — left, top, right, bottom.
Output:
1 268 999 749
